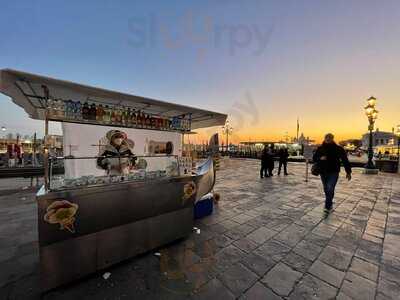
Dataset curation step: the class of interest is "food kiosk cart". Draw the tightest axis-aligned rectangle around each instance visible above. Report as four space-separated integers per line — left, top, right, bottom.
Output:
0 69 227 291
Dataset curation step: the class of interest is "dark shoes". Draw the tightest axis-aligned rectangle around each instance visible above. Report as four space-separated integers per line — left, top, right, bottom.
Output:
323 208 332 216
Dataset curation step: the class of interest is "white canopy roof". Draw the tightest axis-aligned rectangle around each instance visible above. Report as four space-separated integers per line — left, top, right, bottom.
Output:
0 69 227 129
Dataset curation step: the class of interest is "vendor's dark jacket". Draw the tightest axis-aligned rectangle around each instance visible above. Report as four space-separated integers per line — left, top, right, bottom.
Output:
313 142 351 174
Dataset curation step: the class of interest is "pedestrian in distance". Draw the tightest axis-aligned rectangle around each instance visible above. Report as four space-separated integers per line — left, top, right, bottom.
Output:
278 147 289 175
267 145 275 176
260 145 270 178
313 133 351 216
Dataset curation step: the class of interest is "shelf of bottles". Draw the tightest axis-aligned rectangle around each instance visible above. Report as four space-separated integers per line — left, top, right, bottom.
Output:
45 98 192 132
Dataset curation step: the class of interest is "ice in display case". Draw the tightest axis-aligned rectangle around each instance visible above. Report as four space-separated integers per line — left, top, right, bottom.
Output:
0 69 227 291
48 154 191 191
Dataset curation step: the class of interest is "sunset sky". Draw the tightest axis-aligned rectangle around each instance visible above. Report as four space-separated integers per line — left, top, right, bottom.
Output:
1 1 399 144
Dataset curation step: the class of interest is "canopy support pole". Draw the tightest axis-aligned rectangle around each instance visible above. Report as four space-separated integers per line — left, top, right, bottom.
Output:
44 117 49 191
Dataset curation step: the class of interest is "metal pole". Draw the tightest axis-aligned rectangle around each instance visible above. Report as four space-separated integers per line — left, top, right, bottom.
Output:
44 118 49 191
305 159 309 182
226 130 228 154
397 137 400 173
33 132 37 167
366 123 375 169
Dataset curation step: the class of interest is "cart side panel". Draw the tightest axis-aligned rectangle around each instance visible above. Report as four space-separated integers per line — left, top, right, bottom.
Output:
40 233 97 292
37 177 195 247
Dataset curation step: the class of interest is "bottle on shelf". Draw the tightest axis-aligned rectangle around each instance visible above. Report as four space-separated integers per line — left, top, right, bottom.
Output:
96 104 104 122
124 107 131 126
165 118 171 130
171 117 178 130
65 100 74 119
156 118 162 129
73 101 82 120
56 99 65 118
131 109 137 126
145 114 151 128
180 115 185 131
103 105 111 123
116 107 123 124
89 103 97 121
110 107 117 124
82 102 90 120
150 116 156 129
136 111 142 127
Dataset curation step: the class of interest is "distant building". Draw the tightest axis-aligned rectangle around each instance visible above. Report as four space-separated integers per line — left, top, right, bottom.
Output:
296 133 315 146
361 129 397 150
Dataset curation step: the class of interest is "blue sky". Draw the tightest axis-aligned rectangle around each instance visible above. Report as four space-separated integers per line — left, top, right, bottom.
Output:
1 1 399 142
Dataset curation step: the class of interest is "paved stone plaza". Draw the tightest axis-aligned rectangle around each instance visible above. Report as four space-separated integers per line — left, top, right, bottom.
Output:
1 159 400 299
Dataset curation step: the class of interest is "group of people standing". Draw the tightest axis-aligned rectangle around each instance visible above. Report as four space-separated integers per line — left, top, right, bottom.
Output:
260 145 289 178
259 133 352 216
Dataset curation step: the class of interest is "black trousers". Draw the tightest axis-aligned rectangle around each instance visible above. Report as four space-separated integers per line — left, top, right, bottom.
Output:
278 161 288 175
260 164 268 177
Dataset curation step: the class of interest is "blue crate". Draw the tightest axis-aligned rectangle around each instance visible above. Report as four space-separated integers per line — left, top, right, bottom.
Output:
194 195 214 219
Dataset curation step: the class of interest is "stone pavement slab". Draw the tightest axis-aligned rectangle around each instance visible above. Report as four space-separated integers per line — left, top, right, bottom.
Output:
261 262 302 296
240 282 282 300
308 260 345 288
1 159 400 299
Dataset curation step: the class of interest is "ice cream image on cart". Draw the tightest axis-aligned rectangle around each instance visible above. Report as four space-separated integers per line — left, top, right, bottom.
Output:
0 69 227 291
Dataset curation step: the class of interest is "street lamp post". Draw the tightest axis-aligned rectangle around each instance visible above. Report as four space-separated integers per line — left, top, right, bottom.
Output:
364 96 379 173
222 121 233 155
396 124 400 173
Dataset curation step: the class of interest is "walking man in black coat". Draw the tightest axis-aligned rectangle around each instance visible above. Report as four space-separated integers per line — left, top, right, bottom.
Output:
313 133 351 215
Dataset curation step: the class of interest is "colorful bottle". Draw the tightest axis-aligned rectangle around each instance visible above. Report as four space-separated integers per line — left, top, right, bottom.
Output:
89 103 97 120
57 99 65 117
136 111 142 127
125 108 131 126
74 101 82 120
150 116 156 129
121 107 126 126
103 105 111 123
131 110 137 126
110 108 117 124
145 114 151 128
82 102 90 120
96 104 104 122
65 100 74 119
116 107 122 125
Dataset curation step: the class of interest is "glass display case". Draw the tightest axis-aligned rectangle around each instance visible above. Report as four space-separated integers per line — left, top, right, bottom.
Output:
48 155 186 191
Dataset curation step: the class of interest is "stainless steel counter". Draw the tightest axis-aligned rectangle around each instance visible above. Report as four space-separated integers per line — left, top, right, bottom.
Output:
37 157 215 291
